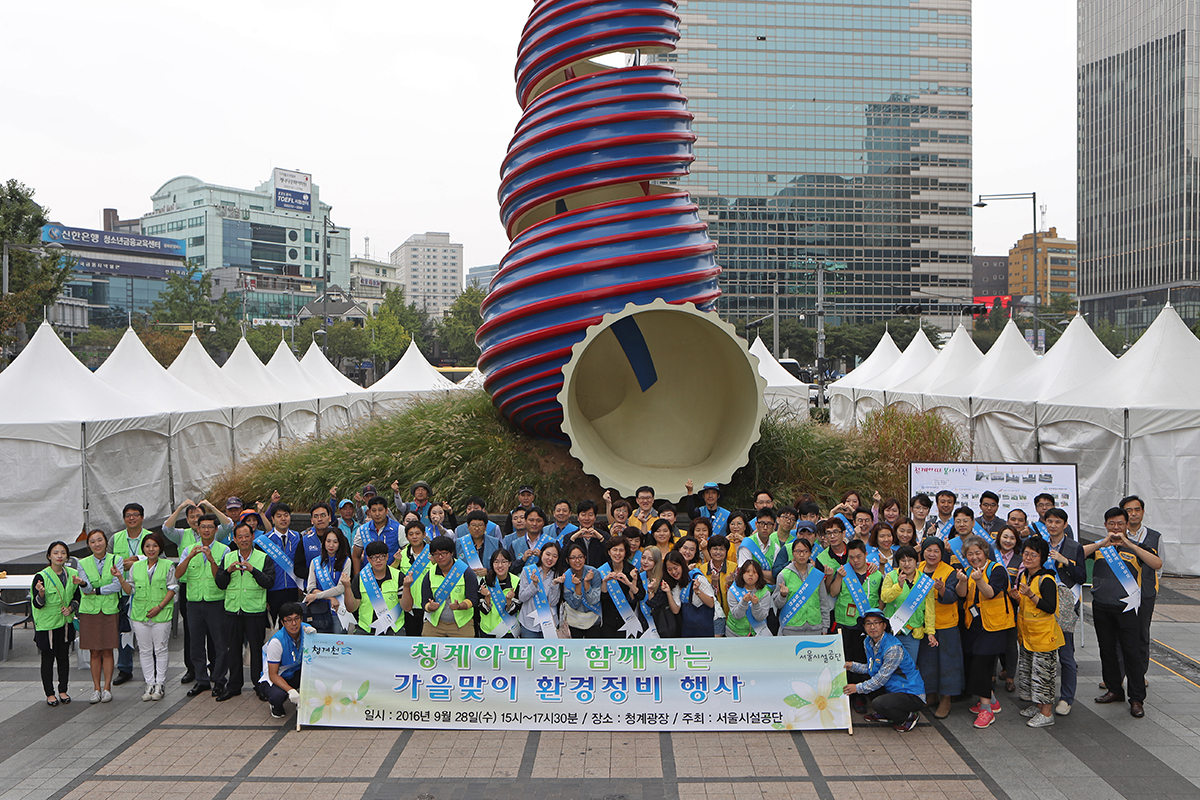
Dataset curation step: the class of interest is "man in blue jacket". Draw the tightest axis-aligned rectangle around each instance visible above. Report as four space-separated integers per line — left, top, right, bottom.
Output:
844 608 926 732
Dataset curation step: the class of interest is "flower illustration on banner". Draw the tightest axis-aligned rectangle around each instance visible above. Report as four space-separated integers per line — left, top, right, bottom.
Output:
774 667 848 730
339 680 370 714
307 679 351 724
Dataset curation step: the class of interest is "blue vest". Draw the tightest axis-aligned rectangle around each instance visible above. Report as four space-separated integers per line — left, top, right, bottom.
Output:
263 627 303 681
699 506 730 537
358 519 402 561
865 631 924 697
298 530 325 576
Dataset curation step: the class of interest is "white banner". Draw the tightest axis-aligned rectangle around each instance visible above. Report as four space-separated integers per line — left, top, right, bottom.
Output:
298 634 850 732
909 461 1080 538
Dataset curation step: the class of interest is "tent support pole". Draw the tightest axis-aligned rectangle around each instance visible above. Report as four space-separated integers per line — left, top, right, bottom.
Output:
1123 409 1130 497
1033 403 1041 463
80 423 90 534
968 397 974 461
166 418 177 511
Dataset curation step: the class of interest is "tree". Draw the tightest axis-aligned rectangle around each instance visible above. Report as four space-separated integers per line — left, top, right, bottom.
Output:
969 304 1011 352
244 323 287 362
437 284 485 365
295 317 369 370
376 287 434 359
1094 319 1130 356
148 263 241 356
366 311 411 366
0 180 75 355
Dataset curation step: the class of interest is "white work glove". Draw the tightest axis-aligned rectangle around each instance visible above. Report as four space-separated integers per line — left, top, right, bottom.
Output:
287 689 301 705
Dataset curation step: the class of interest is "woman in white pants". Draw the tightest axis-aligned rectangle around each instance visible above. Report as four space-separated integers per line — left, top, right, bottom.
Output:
116 532 177 700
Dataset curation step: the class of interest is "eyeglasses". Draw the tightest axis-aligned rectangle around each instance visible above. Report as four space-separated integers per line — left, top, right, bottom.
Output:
367 554 387 560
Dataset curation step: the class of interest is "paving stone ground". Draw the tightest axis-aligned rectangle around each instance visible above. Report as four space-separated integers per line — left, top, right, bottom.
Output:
4 578 1200 800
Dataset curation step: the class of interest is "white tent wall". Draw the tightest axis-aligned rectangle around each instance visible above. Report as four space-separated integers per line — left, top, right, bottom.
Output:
971 409 1037 463
316 395 353 432
0 423 85 557
1128 429 1200 576
749 337 810 416
231 406 281 461
171 411 236 502
1036 420 1124 541
280 401 319 441
83 415 172 537
828 331 902 429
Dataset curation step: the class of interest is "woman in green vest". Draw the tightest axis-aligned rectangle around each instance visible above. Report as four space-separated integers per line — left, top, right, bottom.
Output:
76 529 123 704
772 537 828 636
34 541 80 706
115 532 177 701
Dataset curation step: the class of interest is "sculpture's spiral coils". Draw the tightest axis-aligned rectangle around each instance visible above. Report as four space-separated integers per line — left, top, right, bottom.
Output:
478 0 727 441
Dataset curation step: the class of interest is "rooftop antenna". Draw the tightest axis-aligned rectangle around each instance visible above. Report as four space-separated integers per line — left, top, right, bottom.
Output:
1040 203 1047 232
364 234 370 260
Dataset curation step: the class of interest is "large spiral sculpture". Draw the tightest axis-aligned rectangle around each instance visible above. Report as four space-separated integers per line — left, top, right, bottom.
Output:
478 0 765 495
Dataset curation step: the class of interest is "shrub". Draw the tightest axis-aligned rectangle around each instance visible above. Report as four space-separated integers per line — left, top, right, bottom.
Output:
859 405 964 503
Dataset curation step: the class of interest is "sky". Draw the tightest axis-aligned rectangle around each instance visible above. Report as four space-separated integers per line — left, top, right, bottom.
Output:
0 0 1076 269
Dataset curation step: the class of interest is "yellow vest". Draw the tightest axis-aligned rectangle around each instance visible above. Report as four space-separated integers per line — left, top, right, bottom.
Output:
920 560 959 630
1017 572 1065 652
412 566 473 628
356 567 403 633
965 561 1015 632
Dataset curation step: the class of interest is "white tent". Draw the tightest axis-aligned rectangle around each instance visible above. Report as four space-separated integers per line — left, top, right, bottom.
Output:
921 321 1038 456
1038 305 1200 568
300 341 372 425
170 335 280 460
224 338 318 441
96 329 233 506
266 340 353 435
458 368 485 391
0 322 170 557
368 340 459 414
971 316 1117 464
828 331 901 428
749 337 809 415
850 329 939 428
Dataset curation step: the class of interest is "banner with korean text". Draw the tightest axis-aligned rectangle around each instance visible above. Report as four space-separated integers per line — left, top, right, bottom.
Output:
299 634 850 732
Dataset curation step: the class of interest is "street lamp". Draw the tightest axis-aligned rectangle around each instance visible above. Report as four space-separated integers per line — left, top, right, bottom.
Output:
3 240 65 296
320 216 340 356
974 192 1039 316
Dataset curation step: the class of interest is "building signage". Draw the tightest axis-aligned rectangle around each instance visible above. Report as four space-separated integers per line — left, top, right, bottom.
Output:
273 168 312 213
359 277 381 288
252 318 296 327
42 224 186 258
71 255 191 281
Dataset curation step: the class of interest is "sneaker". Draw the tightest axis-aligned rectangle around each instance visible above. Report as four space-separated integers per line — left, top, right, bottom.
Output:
271 706 286 719
100 690 113 703
1027 712 1055 728
141 686 154 702
894 712 920 733
89 689 102 704
970 699 1000 714
1055 700 1072 716
1020 705 1040 718
862 712 888 723
973 709 996 729
152 684 164 701
1019 694 1032 702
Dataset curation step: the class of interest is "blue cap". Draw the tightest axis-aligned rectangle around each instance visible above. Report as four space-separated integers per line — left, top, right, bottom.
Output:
701 482 722 498
338 499 355 509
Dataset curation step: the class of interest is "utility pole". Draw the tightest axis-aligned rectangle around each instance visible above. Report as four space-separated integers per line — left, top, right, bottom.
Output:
772 277 780 359
816 265 826 409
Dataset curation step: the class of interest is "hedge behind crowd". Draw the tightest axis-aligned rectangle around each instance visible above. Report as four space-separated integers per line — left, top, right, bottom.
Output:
208 390 961 514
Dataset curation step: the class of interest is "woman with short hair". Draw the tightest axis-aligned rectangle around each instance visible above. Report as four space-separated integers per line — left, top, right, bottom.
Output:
115 532 177 700
34 541 79 706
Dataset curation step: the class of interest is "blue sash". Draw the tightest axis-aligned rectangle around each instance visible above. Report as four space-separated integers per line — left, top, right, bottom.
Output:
1099 546 1142 612
876 549 893 574
254 534 301 587
631 549 642 569
779 566 823 625
937 518 955 540
598 563 643 637
260 628 303 683
679 568 704 605
462 539 485 572
523 564 558 638
313 556 338 591
888 573 934 632
406 546 431 581
728 584 770 635
811 542 824 560
739 537 771 570
841 567 871 620
639 596 660 638
1030 521 1048 539
360 566 400 634
487 577 520 637
835 514 854 540
429 559 469 626
701 506 730 535
571 568 602 614
865 544 880 568
946 534 967 567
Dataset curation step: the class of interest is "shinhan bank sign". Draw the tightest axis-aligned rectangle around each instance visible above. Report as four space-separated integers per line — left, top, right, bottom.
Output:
273 168 312 213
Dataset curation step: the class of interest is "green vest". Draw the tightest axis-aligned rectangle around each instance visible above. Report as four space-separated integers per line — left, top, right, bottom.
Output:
778 565 823 628
725 585 771 637
833 567 882 627
479 573 520 635
112 528 149 562
129 559 176 622
356 567 403 633
221 549 268 613
78 553 121 615
882 571 926 632
175 527 199 581
32 567 78 632
397 544 430 578
412 566 473 628
181 540 228 601
766 532 793 566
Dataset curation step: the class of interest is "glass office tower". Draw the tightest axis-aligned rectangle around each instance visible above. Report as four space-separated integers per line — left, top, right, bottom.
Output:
1078 0 1200 335
647 0 973 330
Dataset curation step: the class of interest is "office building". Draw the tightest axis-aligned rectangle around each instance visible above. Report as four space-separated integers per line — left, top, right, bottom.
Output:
1007 228 1076 303
646 0 973 330
466 262 499 290
348 257 404 315
973 255 1008 297
1078 0 1200 334
42 222 189 328
389 232 463 316
135 171 351 323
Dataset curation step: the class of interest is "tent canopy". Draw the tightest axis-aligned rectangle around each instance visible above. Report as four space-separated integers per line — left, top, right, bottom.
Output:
370 340 458 392
97 328 226 413
222 338 294 404
749 337 805 387
169 334 247 407
830 330 902 390
300 341 363 392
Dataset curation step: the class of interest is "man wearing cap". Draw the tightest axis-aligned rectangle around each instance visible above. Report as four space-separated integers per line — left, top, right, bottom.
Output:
505 486 536 535
770 519 816 578
335 499 359 539
394 480 451 528
844 608 926 732
682 479 730 537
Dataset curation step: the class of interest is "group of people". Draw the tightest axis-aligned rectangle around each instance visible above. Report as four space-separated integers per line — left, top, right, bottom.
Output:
31 481 1162 731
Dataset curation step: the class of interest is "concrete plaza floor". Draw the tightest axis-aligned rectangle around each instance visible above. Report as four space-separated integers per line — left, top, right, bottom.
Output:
3 579 1200 800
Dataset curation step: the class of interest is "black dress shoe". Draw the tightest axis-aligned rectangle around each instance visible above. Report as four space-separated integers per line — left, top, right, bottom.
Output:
214 689 242 702
1130 701 1145 718
1095 691 1124 704
186 684 211 697
180 671 196 685
211 683 225 697
112 672 134 686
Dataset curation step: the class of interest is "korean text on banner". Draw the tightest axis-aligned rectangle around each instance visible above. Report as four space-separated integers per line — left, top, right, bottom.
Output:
299 635 850 732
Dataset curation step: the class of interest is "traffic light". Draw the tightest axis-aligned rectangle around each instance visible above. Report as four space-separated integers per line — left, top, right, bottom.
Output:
964 304 989 316
894 304 924 315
